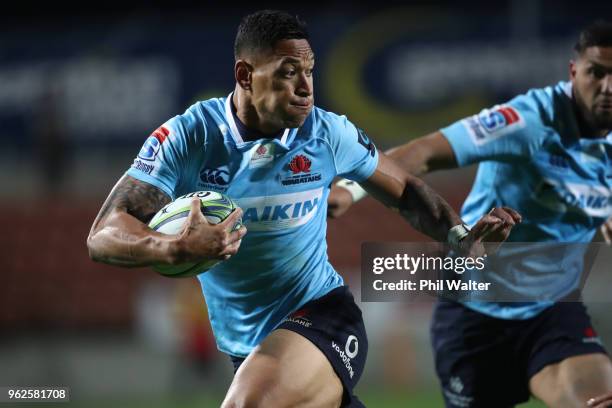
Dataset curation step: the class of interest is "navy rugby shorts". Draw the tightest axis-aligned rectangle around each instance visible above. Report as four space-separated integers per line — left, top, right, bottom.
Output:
230 286 368 408
431 298 608 407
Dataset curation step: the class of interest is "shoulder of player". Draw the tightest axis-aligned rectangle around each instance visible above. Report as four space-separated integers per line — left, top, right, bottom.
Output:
183 97 227 125
164 97 227 139
302 106 358 140
510 81 568 123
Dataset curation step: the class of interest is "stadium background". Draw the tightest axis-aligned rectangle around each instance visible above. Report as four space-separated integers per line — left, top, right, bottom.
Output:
1 1 611 406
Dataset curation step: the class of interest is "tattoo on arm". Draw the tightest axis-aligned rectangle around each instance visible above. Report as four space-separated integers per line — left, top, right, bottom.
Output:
399 178 461 242
93 175 171 229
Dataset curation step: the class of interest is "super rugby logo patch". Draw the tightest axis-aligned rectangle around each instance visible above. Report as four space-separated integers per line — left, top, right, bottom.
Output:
462 105 525 145
138 125 170 161
132 125 171 175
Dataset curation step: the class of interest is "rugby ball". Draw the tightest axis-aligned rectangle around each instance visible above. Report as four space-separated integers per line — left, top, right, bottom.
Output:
148 191 242 277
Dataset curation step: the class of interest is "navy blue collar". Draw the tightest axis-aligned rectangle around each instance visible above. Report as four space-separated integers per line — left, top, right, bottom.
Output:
229 97 283 142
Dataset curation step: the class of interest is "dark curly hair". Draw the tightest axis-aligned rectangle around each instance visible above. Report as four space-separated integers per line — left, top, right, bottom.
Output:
574 20 612 55
234 10 309 59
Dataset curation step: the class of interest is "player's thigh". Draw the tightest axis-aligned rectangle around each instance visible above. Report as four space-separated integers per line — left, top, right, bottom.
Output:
431 301 526 407
530 353 612 408
222 328 343 408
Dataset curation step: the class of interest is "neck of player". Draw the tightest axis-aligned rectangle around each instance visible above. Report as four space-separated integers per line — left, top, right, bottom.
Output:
233 87 284 137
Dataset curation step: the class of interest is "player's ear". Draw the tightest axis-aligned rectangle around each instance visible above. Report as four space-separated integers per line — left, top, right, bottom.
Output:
569 59 577 81
235 60 253 91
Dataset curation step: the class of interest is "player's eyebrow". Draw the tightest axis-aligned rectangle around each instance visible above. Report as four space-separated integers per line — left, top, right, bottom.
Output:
279 55 315 65
587 61 612 73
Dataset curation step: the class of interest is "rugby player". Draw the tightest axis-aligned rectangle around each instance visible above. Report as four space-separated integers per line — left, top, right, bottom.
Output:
329 20 612 408
87 10 518 407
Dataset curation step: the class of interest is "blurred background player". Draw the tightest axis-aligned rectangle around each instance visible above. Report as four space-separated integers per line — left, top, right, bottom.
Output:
87 9 519 408
329 20 612 408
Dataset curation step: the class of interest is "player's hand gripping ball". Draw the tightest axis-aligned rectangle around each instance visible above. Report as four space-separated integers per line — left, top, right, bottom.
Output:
148 191 242 277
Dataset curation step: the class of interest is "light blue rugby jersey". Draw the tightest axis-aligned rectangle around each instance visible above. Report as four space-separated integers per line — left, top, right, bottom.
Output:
441 81 612 319
126 94 379 356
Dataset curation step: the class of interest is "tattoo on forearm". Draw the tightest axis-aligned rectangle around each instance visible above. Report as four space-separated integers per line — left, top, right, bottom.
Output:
399 180 460 241
95 175 171 226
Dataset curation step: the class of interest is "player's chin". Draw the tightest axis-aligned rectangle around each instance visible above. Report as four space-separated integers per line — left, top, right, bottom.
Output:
593 109 612 129
283 108 311 128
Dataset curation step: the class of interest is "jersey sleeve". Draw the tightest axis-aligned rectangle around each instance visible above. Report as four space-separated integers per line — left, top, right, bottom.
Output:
440 94 549 166
126 108 202 199
326 114 379 181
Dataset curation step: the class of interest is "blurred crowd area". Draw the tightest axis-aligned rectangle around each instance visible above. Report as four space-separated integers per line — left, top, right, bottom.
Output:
1 1 611 406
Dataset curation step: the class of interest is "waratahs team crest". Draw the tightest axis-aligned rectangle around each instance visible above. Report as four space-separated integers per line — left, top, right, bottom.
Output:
289 154 311 174
281 154 321 186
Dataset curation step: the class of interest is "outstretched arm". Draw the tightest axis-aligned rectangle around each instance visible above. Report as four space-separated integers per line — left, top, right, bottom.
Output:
362 152 520 254
385 131 458 177
328 131 456 218
87 175 245 267
362 152 461 242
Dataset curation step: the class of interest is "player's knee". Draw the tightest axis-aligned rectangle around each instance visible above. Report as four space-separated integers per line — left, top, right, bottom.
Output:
222 389 300 408
563 364 612 406
221 390 262 408
537 355 612 407
222 382 304 408
221 397 257 408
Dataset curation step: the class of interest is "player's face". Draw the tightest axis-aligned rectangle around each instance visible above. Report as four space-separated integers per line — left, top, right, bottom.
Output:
250 39 314 130
571 46 612 131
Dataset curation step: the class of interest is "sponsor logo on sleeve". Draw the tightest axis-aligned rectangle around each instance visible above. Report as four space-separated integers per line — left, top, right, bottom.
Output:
131 159 155 175
357 128 376 157
138 125 170 161
463 105 525 145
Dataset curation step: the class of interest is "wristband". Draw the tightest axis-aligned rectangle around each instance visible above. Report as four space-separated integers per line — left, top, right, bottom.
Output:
447 223 470 250
335 178 368 203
